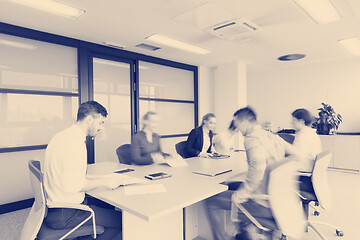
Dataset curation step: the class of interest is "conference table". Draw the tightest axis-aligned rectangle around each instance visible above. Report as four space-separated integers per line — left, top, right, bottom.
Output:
86 152 248 240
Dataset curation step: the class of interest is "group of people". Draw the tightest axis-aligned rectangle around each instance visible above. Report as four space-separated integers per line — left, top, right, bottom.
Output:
41 100 322 240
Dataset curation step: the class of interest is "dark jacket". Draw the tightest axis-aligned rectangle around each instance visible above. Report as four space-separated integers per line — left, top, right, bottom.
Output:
185 126 213 158
130 131 168 165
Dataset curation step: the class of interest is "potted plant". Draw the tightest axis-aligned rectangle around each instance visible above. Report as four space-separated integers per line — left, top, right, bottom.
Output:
312 103 342 135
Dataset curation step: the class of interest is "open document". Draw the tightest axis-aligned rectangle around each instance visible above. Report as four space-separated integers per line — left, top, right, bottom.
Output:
164 154 188 168
87 172 146 186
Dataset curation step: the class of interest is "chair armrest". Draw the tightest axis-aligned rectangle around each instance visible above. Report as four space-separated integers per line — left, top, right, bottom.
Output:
47 203 92 212
298 171 312 177
296 191 306 200
46 202 98 240
248 194 269 200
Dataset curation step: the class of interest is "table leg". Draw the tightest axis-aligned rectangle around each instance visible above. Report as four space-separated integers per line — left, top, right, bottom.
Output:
122 210 183 240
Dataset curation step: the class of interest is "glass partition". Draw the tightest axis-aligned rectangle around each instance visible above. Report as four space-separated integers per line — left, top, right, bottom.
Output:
93 58 132 163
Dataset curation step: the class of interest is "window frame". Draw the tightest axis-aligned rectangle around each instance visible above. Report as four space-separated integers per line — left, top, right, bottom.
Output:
0 22 198 161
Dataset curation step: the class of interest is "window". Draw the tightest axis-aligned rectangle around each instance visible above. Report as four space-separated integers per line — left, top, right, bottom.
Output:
138 61 196 153
0 33 78 151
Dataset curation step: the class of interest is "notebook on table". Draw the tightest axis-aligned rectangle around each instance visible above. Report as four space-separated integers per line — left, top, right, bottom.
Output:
193 167 232 177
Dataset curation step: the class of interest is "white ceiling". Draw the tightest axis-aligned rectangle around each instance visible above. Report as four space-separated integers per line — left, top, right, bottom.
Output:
1 0 360 74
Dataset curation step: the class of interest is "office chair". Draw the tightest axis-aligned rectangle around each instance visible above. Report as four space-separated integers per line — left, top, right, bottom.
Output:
20 160 104 240
116 144 133 165
175 141 187 158
277 133 295 144
231 160 306 240
298 151 344 239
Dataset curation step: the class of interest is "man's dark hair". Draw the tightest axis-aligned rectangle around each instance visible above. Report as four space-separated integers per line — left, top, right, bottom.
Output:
143 111 157 121
228 120 237 130
292 108 313 126
77 101 108 121
233 107 257 122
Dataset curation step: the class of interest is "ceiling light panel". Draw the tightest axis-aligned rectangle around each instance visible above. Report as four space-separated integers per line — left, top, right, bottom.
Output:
293 0 341 24
8 0 85 18
338 37 360 55
146 34 210 55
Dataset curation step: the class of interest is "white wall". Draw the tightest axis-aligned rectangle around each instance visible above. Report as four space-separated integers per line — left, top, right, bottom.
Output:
198 66 215 122
247 58 360 132
214 62 247 133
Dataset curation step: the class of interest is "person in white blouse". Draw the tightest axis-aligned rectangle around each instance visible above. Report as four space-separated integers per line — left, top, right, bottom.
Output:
42 101 123 240
292 108 322 172
291 108 322 193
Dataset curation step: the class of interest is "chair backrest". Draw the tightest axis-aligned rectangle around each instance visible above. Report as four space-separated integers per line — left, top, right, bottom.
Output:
311 151 332 210
268 160 306 239
277 133 295 144
175 141 187 158
116 144 132 165
20 160 47 240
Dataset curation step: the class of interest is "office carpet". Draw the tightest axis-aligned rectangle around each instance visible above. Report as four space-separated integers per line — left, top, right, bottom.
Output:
0 169 359 240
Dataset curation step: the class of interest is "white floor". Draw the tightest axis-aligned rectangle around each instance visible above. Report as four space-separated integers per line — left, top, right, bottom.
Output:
0 169 359 240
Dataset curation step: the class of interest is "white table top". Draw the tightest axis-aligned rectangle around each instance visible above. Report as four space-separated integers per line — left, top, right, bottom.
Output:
86 152 248 221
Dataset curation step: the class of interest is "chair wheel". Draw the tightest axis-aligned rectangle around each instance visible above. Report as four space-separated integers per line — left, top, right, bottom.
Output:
314 211 320 216
280 234 287 240
336 230 344 237
315 202 319 206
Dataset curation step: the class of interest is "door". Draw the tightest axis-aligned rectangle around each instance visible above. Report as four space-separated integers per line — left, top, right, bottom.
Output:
92 57 134 163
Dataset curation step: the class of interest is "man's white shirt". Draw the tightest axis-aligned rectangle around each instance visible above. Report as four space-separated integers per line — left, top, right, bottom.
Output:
42 124 87 204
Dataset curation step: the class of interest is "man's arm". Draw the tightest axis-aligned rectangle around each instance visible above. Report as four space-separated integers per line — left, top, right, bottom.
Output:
81 177 121 192
232 146 266 203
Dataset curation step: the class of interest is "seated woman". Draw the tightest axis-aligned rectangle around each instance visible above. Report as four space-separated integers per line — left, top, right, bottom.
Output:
291 108 322 192
130 111 169 165
185 113 216 158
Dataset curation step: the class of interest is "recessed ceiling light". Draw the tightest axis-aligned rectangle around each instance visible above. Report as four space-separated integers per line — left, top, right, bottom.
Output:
293 0 341 24
0 38 36 49
278 54 306 61
9 0 85 19
146 34 210 55
338 37 360 55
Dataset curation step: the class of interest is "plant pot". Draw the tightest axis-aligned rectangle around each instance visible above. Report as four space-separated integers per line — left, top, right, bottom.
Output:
316 123 331 135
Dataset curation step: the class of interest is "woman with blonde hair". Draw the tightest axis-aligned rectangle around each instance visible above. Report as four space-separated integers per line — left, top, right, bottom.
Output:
185 113 216 158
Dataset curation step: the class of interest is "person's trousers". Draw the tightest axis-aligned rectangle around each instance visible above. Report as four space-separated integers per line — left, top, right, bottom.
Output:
206 181 273 240
45 202 122 240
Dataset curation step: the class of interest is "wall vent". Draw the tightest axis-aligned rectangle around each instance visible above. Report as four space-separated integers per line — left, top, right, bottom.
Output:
206 18 261 40
135 43 161 51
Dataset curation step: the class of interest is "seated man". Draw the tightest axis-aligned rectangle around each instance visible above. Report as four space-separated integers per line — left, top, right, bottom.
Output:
42 101 122 240
206 107 298 240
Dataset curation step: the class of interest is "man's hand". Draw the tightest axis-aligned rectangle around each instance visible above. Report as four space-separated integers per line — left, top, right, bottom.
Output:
151 153 165 164
199 152 211 158
102 177 124 190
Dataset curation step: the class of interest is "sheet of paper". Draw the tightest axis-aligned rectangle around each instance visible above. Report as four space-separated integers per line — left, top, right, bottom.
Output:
121 176 146 185
165 155 188 168
87 172 129 179
124 184 167 196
